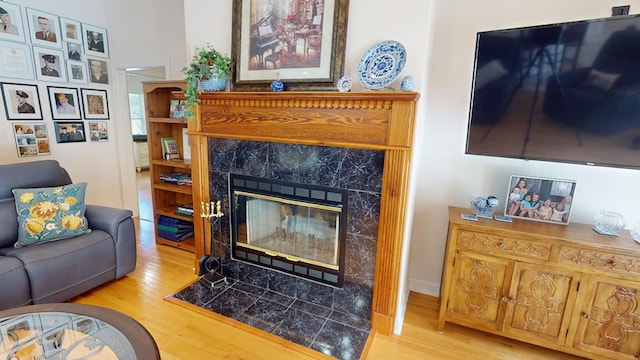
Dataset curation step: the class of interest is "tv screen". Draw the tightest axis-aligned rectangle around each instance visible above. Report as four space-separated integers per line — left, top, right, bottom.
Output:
466 15 640 169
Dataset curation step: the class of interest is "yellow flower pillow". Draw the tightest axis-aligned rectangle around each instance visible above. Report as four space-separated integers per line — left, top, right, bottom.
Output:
12 182 89 248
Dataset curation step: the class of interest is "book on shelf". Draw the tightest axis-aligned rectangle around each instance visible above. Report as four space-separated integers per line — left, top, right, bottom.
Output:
160 172 192 186
175 203 194 217
157 229 193 242
158 215 193 227
161 137 180 160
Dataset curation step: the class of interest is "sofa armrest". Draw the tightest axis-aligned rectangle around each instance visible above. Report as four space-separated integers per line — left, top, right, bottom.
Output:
85 204 136 278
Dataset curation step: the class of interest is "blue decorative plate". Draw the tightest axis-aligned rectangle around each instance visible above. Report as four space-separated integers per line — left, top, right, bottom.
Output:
357 40 407 90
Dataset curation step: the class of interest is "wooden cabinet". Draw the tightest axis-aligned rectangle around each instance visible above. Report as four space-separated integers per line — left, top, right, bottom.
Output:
133 141 149 172
439 207 640 359
143 80 194 252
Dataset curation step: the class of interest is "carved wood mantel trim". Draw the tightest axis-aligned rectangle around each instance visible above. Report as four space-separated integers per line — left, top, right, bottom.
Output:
188 91 419 336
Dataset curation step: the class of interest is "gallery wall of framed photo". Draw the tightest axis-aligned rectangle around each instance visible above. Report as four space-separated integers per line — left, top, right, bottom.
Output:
0 1 111 157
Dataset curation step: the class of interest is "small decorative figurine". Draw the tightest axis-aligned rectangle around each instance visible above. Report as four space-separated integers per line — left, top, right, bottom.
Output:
337 75 353 92
271 72 284 92
400 75 415 91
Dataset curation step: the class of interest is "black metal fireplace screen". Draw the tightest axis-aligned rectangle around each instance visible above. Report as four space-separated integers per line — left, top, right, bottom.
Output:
230 174 347 287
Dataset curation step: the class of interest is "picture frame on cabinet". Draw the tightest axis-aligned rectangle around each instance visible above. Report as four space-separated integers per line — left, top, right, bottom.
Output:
0 2 27 43
80 88 109 119
33 46 66 83
26 8 62 49
47 86 81 120
0 82 42 120
54 121 85 143
60 17 82 44
66 60 88 84
82 23 109 58
13 122 50 157
0 41 34 80
231 0 348 91
505 175 576 225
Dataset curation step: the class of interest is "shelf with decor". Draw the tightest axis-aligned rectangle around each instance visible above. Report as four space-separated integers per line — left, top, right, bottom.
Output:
143 80 195 252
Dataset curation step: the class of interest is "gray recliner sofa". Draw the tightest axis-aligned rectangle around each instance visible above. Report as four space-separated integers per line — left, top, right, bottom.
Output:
0 160 136 311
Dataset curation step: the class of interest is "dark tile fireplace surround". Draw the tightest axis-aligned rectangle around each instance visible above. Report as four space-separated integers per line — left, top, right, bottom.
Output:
175 138 384 358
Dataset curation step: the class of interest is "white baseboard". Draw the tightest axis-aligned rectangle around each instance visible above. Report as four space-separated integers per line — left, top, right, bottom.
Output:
408 278 440 297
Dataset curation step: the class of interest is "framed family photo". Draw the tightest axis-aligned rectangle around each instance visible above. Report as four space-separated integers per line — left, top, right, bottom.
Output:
60 17 82 44
13 122 50 157
0 41 35 80
47 86 81 120
81 88 109 119
33 46 66 83
1 82 42 120
231 0 348 91
82 23 109 58
54 121 85 143
26 8 62 49
505 175 577 225
0 2 26 43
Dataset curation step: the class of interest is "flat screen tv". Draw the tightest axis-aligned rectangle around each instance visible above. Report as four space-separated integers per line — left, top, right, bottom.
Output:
466 14 640 169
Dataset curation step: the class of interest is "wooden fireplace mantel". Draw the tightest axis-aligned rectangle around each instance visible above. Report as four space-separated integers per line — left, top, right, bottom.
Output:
187 91 419 336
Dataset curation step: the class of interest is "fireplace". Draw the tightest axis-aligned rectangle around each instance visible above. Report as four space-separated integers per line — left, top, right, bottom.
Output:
188 91 418 336
230 174 348 287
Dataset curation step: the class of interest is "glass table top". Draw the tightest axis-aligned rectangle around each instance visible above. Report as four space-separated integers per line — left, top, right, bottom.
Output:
0 304 157 360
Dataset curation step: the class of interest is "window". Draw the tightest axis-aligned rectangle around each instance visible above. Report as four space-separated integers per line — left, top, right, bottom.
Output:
128 93 146 135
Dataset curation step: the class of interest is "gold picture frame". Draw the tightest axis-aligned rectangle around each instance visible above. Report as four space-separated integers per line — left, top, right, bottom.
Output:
231 0 349 91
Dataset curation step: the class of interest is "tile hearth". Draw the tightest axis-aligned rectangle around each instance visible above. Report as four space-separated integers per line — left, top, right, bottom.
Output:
173 278 370 360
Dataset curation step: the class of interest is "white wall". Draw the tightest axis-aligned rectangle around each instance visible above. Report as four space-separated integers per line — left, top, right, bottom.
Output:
0 0 186 211
411 0 640 301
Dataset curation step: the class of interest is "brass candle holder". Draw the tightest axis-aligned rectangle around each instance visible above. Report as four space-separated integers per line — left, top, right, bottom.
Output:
198 200 228 289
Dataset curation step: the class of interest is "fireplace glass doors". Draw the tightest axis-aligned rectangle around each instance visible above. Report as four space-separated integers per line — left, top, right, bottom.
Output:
231 175 347 287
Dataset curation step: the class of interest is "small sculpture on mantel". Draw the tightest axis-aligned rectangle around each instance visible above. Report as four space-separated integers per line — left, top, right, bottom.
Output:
270 72 284 92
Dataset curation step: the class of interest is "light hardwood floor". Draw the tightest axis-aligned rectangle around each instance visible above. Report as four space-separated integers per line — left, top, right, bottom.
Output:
67 172 584 359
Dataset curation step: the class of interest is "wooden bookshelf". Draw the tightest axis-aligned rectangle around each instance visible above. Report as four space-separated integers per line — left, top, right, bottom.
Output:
143 80 194 252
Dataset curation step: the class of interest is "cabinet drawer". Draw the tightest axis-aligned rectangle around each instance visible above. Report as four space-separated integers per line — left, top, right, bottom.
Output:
456 230 551 261
557 245 640 276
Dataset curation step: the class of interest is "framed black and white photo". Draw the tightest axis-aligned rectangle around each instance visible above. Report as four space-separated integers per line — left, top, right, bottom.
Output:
66 42 82 61
505 175 577 225
60 17 81 44
48 86 81 120
54 121 85 143
82 23 108 58
13 122 50 157
66 60 88 84
81 88 109 119
26 8 62 49
87 58 108 84
0 41 34 80
32 46 66 82
88 121 108 142
0 2 26 43
1 82 42 120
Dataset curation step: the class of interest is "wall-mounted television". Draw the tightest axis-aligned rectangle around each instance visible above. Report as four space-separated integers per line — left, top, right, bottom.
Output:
466 14 640 169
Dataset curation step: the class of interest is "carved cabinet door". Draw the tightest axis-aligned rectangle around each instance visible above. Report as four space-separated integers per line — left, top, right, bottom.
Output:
573 275 640 359
502 263 581 347
446 250 514 331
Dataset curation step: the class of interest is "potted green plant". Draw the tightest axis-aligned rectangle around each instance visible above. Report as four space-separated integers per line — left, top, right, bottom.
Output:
181 44 232 119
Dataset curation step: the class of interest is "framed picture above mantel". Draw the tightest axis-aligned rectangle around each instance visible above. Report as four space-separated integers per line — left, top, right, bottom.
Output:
231 0 349 91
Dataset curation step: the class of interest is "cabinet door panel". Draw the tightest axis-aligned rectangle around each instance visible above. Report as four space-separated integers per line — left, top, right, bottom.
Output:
447 251 513 331
503 263 580 346
574 276 640 359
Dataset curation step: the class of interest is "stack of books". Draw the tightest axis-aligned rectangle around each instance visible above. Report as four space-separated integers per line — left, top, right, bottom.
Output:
160 172 192 186
175 204 194 217
157 215 194 242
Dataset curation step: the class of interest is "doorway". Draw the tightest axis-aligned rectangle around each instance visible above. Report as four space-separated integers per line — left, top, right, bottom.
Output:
125 67 165 221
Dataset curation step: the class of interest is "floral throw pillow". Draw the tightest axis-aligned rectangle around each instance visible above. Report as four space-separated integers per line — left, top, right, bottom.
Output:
12 182 89 248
